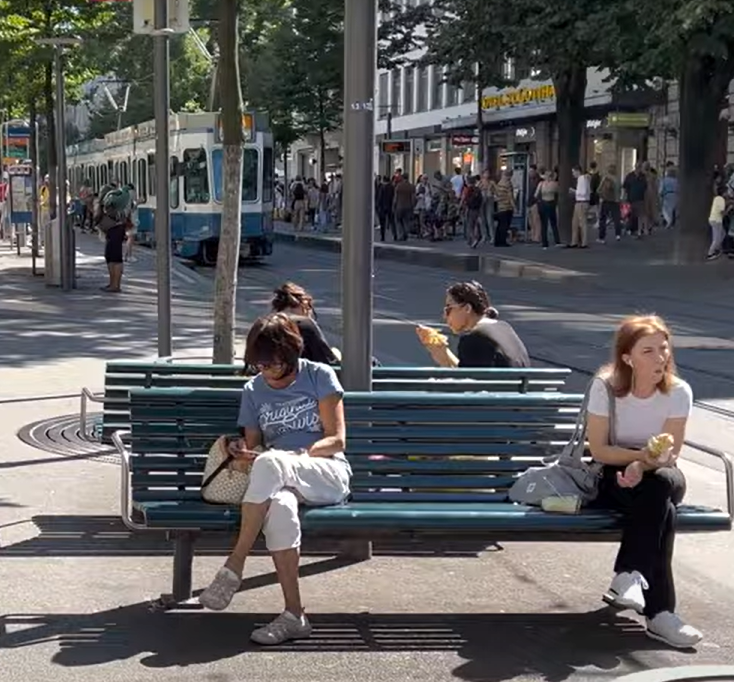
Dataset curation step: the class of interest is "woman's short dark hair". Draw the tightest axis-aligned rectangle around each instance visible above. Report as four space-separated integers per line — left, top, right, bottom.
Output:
447 281 499 319
245 313 304 372
271 282 314 314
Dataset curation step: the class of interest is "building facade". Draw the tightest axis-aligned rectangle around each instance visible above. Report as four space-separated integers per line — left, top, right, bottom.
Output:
373 61 665 181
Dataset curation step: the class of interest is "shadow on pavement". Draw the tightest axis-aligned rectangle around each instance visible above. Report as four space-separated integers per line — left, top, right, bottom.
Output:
0 261 211 368
0 606 682 679
0 515 499 559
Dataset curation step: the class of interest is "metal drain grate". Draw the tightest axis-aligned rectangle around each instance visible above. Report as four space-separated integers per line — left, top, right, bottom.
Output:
16 413 120 465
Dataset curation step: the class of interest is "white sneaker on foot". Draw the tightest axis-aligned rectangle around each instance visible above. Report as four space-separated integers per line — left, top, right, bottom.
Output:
646 611 703 648
199 566 241 611
250 611 312 645
603 571 647 613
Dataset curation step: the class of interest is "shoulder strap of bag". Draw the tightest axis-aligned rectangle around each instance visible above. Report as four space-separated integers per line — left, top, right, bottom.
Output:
603 378 617 445
201 453 234 491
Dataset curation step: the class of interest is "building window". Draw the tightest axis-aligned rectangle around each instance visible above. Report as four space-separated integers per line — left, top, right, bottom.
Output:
391 69 402 117
462 80 475 103
431 66 443 109
417 67 428 112
378 72 388 119
446 80 459 107
404 68 415 114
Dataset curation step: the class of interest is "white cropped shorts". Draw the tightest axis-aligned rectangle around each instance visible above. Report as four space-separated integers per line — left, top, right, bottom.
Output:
243 450 351 552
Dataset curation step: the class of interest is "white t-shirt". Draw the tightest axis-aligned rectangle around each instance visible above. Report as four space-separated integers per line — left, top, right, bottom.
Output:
587 376 692 449
710 195 726 222
451 174 465 198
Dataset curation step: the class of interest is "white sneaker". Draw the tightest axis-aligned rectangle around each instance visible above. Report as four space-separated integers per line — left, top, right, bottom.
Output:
646 611 703 648
199 566 241 611
603 571 647 613
251 611 312 645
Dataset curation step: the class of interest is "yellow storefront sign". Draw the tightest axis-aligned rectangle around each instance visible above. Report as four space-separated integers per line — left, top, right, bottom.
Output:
482 84 556 111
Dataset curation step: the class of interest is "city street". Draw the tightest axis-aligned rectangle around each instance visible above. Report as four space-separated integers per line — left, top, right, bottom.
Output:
0 236 733 681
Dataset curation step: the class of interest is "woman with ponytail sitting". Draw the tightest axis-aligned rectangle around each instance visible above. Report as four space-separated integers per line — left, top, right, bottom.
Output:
416 280 530 368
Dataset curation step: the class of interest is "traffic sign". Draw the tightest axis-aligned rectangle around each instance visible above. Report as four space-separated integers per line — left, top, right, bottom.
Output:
133 0 189 34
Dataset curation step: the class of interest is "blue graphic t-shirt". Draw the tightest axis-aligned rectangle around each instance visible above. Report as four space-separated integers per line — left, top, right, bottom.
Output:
237 359 345 457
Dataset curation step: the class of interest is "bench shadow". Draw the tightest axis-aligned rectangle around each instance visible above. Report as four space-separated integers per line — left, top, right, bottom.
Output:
0 606 685 680
0 515 500 558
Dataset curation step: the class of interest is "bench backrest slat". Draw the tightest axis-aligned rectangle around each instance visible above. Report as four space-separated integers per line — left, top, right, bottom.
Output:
126 389 583 505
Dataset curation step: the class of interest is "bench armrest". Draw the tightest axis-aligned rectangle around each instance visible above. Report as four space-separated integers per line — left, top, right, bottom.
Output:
112 430 151 532
113 429 202 533
685 439 734 521
79 387 104 441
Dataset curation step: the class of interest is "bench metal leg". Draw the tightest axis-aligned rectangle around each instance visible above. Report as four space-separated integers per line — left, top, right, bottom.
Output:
172 531 196 602
338 539 373 561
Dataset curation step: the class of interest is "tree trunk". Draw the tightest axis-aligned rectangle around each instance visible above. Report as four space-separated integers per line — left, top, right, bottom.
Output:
212 0 244 364
44 61 57 221
553 66 587 244
476 92 485 169
675 55 732 263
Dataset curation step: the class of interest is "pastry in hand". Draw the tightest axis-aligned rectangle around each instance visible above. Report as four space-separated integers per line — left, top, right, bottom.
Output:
418 325 449 348
647 433 674 459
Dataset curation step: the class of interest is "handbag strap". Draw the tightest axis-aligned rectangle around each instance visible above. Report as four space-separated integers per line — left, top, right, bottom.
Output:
603 378 617 445
201 453 234 491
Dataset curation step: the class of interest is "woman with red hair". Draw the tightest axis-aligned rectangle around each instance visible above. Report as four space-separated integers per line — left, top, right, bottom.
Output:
586 315 702 649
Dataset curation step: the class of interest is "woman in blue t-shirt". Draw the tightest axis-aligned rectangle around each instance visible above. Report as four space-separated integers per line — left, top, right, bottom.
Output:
199 313 351 644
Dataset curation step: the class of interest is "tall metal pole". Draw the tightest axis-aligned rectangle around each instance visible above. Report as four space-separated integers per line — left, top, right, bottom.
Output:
341 0 376 391
154 0 172 357
55 46 72 291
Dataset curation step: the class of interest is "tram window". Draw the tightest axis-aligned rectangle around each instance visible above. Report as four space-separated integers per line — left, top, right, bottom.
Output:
120 160 129 186
137 159 147 203
99 164 108 186
170 156 180 208
262 147 273 204
211 148 258 202
183 148 210 204
113 161 119 184
148 153 156 197
242 148 258 202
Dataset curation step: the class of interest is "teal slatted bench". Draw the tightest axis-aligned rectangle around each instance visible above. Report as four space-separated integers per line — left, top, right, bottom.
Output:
83 361 571 444
113 388 733 608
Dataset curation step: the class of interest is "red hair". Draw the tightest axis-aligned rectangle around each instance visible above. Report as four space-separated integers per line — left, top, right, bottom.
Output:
600 315 678 397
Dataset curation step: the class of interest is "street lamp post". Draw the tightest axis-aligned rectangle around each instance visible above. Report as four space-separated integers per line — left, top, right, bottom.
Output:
37 36 82 292
153 0 173 358
341 0 377 393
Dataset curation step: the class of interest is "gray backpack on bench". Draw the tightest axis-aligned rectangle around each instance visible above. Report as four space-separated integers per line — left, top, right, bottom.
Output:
509 378 614 507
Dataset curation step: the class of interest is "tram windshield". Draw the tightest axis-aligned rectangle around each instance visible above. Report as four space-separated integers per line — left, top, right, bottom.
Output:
212 148 259 203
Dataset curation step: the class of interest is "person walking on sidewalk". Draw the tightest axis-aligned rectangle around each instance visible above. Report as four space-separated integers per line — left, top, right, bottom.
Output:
376 176 395 242
586 314 702 649
598 165 623 243
535 169 560 249
623 162 648 238
479 170 496 244
569 165 590 248
393 172 415 241
707 184 729 261
494 170 515 247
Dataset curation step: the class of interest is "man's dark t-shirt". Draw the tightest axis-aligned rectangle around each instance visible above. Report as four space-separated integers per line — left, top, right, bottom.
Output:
288 315 339 365
457 318 530 368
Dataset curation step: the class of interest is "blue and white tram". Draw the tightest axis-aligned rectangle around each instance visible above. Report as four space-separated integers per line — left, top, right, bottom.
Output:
67 111 274 263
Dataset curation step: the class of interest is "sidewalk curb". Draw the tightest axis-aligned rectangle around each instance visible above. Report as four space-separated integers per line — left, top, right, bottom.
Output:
274 229 585 281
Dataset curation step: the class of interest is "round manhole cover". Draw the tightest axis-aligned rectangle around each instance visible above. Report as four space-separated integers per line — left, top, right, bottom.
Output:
17 412 120 465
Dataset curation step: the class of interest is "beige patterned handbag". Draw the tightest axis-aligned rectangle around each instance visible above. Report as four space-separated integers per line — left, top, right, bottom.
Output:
201 436 251 504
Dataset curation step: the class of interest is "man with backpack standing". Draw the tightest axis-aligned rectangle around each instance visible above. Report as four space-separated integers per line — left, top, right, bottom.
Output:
97 186 129 293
